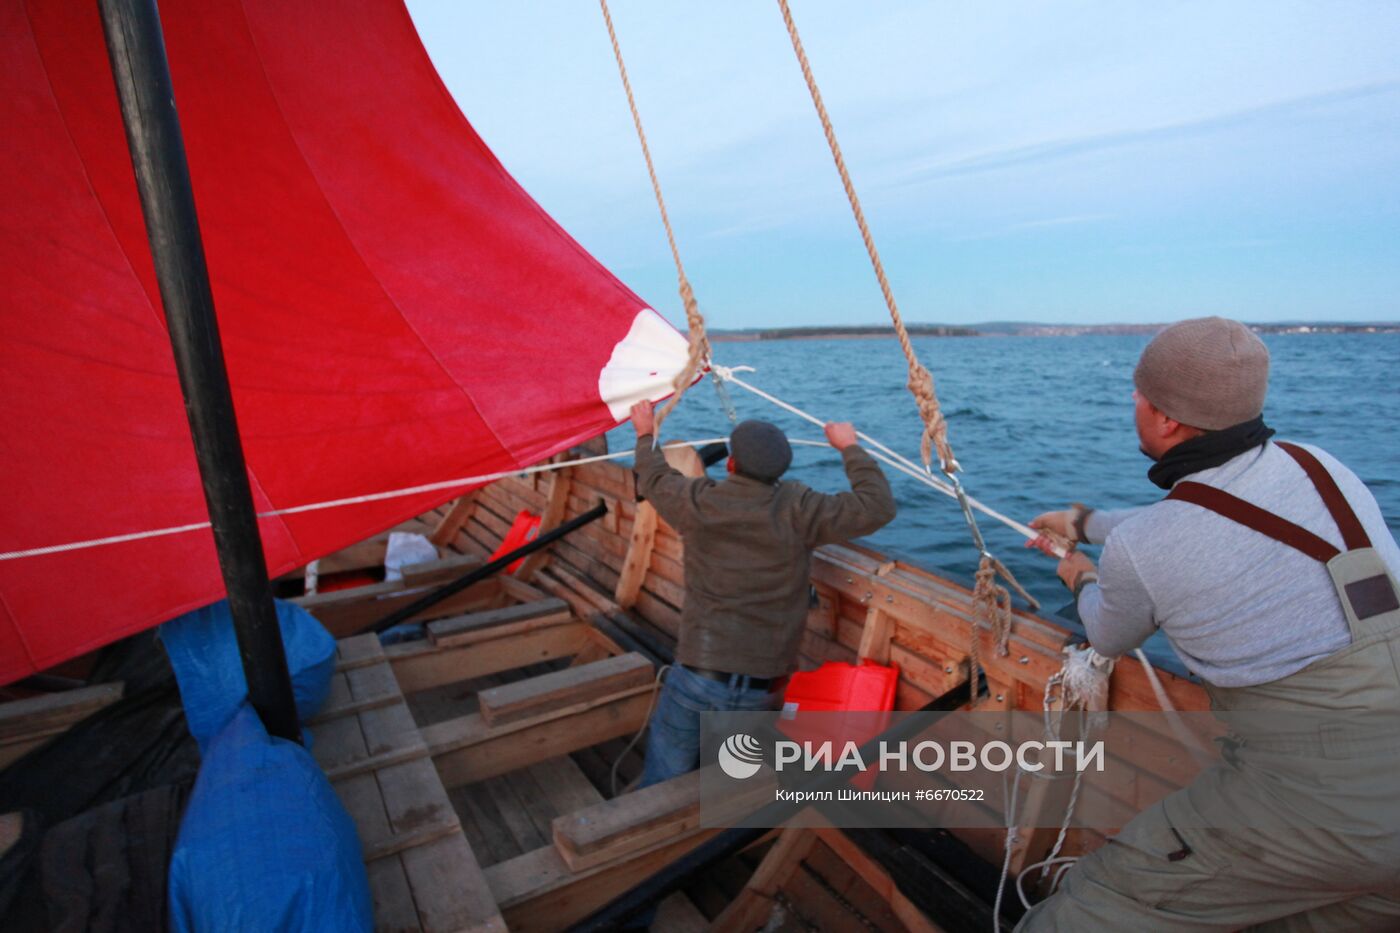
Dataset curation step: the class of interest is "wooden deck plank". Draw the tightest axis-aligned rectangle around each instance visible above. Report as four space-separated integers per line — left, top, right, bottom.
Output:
399 834 507 933
296 578 502 638
427 599 572 649
0 682 125 767
424 684 653 788
387 622 589 695
452 782 522 868
477 652 653 726
484 829 719 932
480 773 549 855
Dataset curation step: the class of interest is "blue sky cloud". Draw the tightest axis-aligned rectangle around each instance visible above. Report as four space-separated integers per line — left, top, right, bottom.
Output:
406 1 1400 327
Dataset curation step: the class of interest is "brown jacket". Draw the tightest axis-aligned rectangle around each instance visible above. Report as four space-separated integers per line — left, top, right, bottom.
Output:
635 435 896 677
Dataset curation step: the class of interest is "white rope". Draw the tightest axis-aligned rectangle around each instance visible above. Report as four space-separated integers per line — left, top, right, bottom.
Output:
995 645 1114 925
993 765 1023 933
714 366 1065 556
0 438 728 562
1016 856 1079 910
612 663 670 797
1134 647 1214 767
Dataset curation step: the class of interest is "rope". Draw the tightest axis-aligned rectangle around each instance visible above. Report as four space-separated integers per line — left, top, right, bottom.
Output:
992 766 1023 933
970 554 1033 704
774 0 954 474
994 645 1115 926
718 367 1062 557
612 663 671 797
598 0 713 433
0 438 728 562
1133 647 1214 767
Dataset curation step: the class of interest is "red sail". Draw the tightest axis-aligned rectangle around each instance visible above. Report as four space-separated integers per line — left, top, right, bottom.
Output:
0 0 687 683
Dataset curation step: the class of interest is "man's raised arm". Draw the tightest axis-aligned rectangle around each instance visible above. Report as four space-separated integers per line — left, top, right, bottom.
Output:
630 400 703 533
798 422 897 546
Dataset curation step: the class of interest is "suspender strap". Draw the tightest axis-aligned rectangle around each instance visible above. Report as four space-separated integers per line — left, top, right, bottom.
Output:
1276 442 1372 550
1167 482 1340 563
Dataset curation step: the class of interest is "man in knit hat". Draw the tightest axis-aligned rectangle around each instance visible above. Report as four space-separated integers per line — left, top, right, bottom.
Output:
628 400 896 788
1020 317 1400 930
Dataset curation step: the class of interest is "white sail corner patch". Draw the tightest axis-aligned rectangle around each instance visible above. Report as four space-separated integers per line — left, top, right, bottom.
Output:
597 308 691 421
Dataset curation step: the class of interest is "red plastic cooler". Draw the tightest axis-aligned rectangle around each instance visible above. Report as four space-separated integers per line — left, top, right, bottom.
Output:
780 661 899 790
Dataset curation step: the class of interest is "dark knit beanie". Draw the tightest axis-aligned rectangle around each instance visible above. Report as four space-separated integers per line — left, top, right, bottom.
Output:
730 420 792 482
1134 317 1270 430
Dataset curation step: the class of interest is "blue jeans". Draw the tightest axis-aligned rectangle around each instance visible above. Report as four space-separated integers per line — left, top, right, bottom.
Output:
637 664 782 789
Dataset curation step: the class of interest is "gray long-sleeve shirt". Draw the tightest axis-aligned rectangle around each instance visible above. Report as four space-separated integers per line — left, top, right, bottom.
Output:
1078 441 1400 687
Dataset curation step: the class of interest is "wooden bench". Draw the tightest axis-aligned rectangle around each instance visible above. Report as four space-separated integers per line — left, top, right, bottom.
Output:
477 652 653 726
0 682 124 769
427 598 572 648
553 770 704 871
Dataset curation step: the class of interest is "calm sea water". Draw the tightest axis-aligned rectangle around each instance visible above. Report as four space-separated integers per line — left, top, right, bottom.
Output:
608 333 1399 663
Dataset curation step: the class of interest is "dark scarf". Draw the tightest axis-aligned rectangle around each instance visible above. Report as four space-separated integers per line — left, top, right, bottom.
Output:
1146 416 1275 489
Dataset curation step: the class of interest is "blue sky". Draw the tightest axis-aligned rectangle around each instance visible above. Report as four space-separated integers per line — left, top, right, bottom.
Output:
405 1 1400 328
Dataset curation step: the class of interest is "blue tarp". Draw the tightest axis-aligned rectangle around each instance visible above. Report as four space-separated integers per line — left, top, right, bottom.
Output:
160 599 336 750
167 704 371 932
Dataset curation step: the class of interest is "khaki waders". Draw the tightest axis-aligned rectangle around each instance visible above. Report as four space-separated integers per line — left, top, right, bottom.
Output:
1020 443 1400 931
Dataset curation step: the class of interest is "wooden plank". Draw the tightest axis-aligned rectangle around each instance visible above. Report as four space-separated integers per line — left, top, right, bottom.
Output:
614 445 702 608
814 829 942 933
479 653 654 727
0 682 124 767
613 502 658 609
856 606 892 663
655 892 710 933
428 599 572 648
334 633 386 672
500 575 549 604
388 622 589 694
710 828 818 932
0 681 124 740
312 693 423 932
295 577 502 638
431 491 480 547
551 766 773 873
516 462 573 582
326 741 431 783
529 754 606 818
400 553 481 587
359 687 506 933
553 770 702 871
424 684 654 788
485 828 719 933
568 628 616 668
307 669 401 725
401 834 509 933
798 836 914 933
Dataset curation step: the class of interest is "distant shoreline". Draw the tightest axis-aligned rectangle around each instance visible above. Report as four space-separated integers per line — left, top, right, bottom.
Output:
708 322 1400 342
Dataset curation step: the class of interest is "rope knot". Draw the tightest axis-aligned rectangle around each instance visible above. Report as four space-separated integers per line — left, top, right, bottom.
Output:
906 364 958 473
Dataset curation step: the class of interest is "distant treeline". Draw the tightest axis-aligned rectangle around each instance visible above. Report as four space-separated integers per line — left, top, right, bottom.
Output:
711 324 978 342
706 321 1398 341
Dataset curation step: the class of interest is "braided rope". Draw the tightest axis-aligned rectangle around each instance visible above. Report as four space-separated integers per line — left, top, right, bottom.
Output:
775 0 955 473
969 553 1038 702
598 0 710 433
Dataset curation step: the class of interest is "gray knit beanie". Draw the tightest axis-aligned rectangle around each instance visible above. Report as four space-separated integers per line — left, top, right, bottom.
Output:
730 420 792 482
1133 317 1269 430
